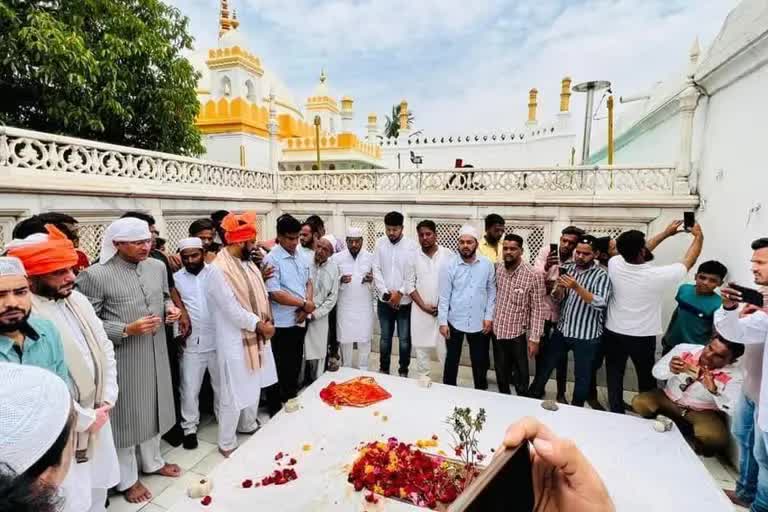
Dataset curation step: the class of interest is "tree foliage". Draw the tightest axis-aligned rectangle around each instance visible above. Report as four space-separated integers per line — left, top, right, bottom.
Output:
384 103 415 139
0 0 204 155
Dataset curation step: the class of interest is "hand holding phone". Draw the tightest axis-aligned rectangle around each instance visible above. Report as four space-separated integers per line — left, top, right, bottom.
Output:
683 211 695 232
725 283 765 307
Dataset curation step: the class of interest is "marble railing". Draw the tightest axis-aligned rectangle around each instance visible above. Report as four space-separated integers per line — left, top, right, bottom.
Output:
0 126 274 191
277 166 678 195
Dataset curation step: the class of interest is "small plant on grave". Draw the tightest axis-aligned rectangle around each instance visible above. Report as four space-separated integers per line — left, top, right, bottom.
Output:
445 407 486 489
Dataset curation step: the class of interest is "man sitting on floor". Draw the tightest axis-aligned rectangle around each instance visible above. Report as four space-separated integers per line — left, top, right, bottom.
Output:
632 332 744 456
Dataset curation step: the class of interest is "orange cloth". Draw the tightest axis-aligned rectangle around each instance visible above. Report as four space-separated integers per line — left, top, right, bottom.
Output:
221 212 258 244
319 377 392 408
7 225 78 276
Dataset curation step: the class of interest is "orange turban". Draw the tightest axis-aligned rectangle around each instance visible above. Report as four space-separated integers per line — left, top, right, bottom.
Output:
6 224 79 276
220 212 258 244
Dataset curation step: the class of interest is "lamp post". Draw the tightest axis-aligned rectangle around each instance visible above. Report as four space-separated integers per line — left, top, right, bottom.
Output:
314 115 321 170
573 80 611 164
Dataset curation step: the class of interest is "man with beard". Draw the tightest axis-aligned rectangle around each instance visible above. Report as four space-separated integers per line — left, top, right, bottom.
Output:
189 218 219 262
439 225 496 389
405 220 452 378
334 228 375 370
604 221 703 414
173 238 220 450
265 214 313 403
206 212 278 456
7 225 120 512
76 217 182 504
299 221 316 261
478 214 505 263
373 211 418 377
0 256 67 381
491 234 545 396
528 236 611 406
533 225 585 404
303 236 339 383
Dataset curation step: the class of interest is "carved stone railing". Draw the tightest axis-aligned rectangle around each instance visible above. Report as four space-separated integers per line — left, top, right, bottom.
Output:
277 165 678 195
0 126 274 191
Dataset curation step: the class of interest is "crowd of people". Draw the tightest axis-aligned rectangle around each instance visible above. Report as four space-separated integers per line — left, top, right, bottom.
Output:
1 207 766 511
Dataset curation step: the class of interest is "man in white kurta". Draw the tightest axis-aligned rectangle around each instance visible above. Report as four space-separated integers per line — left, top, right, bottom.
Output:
304 237 340 383
333 228 375 370
206 212 278 456
6 226 120 512
173 238 220 450
405 220 452 378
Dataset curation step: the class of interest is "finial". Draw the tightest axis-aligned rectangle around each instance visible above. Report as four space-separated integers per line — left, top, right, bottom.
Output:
231 9 240 30
219 0 232 37
320 68 327 84
528 88 538 123
689 36 700 63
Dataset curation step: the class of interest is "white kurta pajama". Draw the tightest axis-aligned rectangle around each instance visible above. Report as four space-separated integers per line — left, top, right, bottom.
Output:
406 246 453 377
333 249 375 370
33 292 120 512
305 258 340 380
173 265 221 436
205 263 278 451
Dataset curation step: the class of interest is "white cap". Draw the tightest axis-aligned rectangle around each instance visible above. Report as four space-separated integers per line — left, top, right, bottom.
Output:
459 224 479 240
99 218 152 263
346 227 363 238
0 362 72 474
4 233 49 250
178 237 204 251
0 256 27 277
320 234 336 253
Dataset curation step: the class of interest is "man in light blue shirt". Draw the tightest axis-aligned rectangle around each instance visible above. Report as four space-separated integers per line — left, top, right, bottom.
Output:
438 226 496 389
264 215 314 403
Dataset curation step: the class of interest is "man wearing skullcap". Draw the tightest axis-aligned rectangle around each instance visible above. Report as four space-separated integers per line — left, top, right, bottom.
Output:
0 256 68 382
0 362 76 512
206 212 278 456
7 225 120 512
75 217 182 504
173 237 221 450
333 227 375 370
303 236 339 384
438 225 497 390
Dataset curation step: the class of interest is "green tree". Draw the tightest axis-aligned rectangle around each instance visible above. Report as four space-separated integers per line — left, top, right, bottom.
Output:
384 103 415 139
0 0 204 155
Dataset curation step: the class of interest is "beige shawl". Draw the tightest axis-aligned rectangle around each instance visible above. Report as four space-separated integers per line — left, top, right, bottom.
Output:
212 248 272 370
32 294 106 462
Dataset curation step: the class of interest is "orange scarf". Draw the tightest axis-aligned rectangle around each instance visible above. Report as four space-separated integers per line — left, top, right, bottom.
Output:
7 225 78 276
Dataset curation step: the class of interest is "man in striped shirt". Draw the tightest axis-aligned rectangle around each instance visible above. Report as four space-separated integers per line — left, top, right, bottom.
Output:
529 236 612 406
492 234 546 396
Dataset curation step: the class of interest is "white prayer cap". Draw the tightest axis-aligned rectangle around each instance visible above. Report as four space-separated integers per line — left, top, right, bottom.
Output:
178 237 204 251
4 233 49 250
99 217 151 263
459 225 479 240
346 227 363 238
0 256 27 277
320 234 336 253
0 362 72 474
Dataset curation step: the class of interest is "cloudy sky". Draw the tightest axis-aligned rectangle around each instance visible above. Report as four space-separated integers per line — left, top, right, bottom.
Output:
170 0 738 138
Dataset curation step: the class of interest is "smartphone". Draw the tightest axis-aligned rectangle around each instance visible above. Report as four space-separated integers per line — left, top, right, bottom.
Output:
549 243 558 255
558 266 569 276
730 284 765 307
382 292 392 302
448 442 533 512
683 211 695 232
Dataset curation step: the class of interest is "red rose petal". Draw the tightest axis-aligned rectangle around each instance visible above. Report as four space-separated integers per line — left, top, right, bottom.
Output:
201 495 212 506
242 479 253 488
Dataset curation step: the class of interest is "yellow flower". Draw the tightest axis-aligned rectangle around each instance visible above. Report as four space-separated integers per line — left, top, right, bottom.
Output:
399 487 407 498
373 484 384 495
364 464 375 474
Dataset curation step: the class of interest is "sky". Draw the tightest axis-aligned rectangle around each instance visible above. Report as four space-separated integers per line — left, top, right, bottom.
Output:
168 0 739 139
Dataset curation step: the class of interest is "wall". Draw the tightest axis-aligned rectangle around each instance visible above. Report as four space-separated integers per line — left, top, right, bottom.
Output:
203 132 273 168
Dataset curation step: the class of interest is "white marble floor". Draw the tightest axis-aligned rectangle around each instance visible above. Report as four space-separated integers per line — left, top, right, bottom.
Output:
107 352 746 512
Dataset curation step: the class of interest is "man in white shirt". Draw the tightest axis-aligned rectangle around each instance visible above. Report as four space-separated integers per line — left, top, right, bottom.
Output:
373 211 418 377
715 237 768 511
604 220 703 414
405 220 452 378
632 333 744 455
173 238 219 451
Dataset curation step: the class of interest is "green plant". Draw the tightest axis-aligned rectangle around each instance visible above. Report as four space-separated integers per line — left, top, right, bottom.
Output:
445 407 486 488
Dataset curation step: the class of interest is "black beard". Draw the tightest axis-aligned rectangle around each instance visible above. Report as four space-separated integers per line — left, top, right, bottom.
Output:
36 280 72 301
0 309 32 333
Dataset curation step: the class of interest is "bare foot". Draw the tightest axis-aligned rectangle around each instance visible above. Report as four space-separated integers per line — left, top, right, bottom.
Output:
724 489 751 508
147 463 182 478
124 481 152 503
219 446 237 458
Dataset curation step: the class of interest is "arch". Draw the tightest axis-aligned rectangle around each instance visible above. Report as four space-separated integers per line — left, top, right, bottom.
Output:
329 164 336 170
220 75 232 97
245 80 257 103
295 165 301 171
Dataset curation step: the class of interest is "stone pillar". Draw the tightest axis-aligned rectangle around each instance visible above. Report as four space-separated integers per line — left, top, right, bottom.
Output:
527 88 538 126
268 88 280 173
557 77 572 132
366 113 379 142
675 80 700 195
341 96 354 133
397 99 410 139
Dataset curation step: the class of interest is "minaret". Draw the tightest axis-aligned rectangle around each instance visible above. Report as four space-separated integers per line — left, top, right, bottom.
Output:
219 0 233 37
341 96 354 133
366 113 379 142
527 88 538 126
557 76 573 132
397 99 410 139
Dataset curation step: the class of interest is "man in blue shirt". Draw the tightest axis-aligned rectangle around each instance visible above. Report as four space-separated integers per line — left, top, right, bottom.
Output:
438 225 496 389
264 215 314 403
661 260 727 355
0 257 68 382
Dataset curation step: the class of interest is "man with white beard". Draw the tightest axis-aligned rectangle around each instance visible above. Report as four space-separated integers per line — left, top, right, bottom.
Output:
333 227 375 370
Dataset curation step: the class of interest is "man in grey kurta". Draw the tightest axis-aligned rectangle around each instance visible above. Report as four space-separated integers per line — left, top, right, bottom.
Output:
75 217 182 504
304 236 339 384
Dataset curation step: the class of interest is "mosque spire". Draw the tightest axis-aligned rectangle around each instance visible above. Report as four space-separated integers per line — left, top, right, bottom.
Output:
320 68 327 84
219 0 233 37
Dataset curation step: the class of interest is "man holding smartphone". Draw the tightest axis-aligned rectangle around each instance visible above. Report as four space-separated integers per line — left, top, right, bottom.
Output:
715 238 768 511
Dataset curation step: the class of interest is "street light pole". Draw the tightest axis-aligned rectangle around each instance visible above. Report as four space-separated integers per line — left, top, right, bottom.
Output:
573 80 611 164
314 115 321 170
